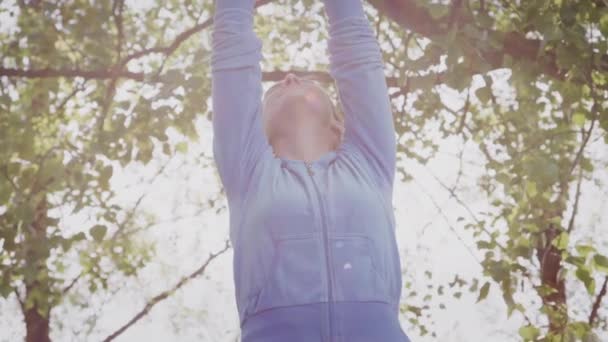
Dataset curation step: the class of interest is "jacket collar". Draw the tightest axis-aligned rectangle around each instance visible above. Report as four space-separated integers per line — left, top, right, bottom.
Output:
278 150 337 170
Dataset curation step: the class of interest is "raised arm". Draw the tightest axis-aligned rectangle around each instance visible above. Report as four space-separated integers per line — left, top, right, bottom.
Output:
210 0 270 200
322 0 397 192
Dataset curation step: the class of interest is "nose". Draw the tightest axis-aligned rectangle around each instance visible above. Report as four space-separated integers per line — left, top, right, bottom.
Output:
284 73 300 86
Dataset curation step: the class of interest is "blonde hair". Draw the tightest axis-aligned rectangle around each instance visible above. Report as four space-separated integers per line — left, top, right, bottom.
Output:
330 100 344 124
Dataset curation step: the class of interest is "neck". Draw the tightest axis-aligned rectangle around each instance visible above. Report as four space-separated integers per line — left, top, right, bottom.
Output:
268 100 338 163
271 125 335 163
273 133 333 162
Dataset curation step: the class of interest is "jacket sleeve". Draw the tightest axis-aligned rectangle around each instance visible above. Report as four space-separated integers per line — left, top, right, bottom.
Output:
322 0 397 191
210 0 270 199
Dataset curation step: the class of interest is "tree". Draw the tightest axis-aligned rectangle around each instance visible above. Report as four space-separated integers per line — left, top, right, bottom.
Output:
0 1 229 340
364 0 608 340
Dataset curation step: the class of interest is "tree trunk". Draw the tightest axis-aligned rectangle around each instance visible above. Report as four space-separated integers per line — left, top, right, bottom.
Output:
24 196 52 342
536 222 568 335
25 294 51 342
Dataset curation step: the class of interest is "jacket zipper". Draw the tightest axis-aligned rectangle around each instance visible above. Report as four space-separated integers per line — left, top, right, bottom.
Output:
305 162 334 340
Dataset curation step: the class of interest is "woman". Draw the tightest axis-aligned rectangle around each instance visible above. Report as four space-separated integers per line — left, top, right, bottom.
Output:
210 0 411 341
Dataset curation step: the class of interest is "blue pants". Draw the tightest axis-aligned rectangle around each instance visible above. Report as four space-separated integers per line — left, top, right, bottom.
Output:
241 301 412 342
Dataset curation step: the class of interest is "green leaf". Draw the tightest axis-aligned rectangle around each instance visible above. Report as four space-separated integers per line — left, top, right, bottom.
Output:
593 254 608 273
186 75 205 90
475 86 492 103
0 179 11 205
575 267 595 295
575 244 595 257
60 237 73 252
476 281 490 303
99 165 113 189
407 305 422 316
476 240 493 249
572 112 586 127
0 282 13 299
519 325 540 340
175 141 189 154
89 225 108 242
566 255 586 268
583 331 602 342
552 231 569 250
579 156 594 172
599 12 608 36
525 154 560 188
525 181 537 197
445 64 470 90
71 232 87 242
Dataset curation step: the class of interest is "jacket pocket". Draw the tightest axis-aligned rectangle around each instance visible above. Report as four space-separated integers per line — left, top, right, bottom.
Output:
330 235 391 303
252 235 324 314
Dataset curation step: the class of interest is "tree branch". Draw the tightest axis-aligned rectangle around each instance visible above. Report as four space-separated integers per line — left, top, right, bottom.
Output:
566 165 584 234
3 0 606 91
117 0 274 68
0 0 276 82
112 0 125 61
61 272 83 295
0 67 147 81
366 0 608 81
589 275 608 326
0 66 428 94
101 240 231 342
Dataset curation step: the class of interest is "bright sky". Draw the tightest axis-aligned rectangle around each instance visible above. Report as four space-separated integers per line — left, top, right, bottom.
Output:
1 1 607 341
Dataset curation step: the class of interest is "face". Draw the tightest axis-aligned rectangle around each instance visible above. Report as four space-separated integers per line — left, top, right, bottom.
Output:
262 73 343 147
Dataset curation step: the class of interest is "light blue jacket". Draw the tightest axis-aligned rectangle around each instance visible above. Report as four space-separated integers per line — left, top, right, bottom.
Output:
210 0 404 339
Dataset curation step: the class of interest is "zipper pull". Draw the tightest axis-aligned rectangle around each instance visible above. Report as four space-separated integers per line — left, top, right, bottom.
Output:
305 163 314 175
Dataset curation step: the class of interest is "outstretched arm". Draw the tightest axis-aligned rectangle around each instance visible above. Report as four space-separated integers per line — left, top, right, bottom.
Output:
210 0 270 200
322 0 397 192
